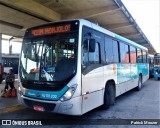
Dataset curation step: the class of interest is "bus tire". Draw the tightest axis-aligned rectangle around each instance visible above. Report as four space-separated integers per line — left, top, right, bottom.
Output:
136 75 142 91
102 82 115 110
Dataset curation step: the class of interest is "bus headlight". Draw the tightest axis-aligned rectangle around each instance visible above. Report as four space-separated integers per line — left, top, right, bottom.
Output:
18 86 23 95
60 84 77 101
18 86 21 92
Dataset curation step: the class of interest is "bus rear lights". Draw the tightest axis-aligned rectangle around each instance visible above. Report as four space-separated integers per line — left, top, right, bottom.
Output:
60 84 77 101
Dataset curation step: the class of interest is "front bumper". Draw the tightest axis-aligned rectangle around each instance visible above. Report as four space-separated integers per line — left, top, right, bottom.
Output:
18 93 82 115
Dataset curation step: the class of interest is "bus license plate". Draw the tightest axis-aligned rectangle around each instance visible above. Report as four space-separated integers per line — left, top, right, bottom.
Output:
33 105 44 112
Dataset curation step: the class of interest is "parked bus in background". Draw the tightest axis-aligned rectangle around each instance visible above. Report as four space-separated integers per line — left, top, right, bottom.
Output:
1 54 19 80
153 53 160 80
0 63 4 83
137 54 154 78
17 19 149 115
147 54 154 78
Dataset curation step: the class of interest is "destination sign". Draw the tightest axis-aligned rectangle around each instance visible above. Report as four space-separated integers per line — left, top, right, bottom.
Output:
31 24 71 36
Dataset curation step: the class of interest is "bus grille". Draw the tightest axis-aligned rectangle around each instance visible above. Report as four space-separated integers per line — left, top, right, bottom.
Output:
23 99 56 111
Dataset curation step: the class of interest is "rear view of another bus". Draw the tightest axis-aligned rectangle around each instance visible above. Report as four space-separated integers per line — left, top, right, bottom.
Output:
147 54 154 78
2 54 19 79
153 53 160 80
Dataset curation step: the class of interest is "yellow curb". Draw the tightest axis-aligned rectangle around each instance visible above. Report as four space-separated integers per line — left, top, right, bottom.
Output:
0 105 26 114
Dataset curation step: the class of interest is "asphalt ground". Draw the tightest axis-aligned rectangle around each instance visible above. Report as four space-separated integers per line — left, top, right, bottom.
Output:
0 78 159 128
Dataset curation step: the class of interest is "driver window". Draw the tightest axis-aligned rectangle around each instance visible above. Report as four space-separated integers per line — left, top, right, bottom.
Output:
83 41 100 65
82 26 102 66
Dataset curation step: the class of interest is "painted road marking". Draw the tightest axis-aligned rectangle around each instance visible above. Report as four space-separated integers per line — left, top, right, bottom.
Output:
0 105 26 114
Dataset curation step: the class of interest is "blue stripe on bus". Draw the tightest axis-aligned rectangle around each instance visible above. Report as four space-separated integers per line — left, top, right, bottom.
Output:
154 56 160 59
137 64 148 76
24 86 69 101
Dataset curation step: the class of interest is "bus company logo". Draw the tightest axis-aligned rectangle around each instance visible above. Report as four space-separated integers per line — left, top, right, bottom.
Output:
2 120 11 125
113 64 116 74
36 92 40 97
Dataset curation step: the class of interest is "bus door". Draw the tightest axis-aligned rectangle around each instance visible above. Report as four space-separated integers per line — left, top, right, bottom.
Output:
81 38 103 113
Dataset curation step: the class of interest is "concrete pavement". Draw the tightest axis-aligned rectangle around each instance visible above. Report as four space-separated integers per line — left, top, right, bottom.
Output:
0 79 159 127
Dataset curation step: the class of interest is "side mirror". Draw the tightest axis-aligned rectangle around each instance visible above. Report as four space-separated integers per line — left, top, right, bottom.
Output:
89 39 96 52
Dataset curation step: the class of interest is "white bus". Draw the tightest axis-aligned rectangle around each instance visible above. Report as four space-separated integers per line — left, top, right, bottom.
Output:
18 19 149 115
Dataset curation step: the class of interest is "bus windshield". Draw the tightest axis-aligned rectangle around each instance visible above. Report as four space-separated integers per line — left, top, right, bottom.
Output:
20 33 78 82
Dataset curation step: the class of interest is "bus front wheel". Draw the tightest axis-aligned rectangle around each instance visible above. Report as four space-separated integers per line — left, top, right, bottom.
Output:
102 82 115 110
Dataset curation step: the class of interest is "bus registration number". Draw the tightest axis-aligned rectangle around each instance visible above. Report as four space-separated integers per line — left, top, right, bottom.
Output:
41 94 57 99
33 106 44 112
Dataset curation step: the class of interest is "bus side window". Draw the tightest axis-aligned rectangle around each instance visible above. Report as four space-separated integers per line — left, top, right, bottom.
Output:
89 42 100 64
82 40 88 64
105 37 119 63
105 37 112 63
83 40 100 65
119 42 129 63
130 46 136 63
143 50 147 63
137 48 143 63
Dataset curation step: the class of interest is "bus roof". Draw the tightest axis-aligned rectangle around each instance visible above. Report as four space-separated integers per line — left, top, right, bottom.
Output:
79 19 148 51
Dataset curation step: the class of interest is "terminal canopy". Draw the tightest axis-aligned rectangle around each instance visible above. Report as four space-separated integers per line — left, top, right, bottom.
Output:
0 0 155 54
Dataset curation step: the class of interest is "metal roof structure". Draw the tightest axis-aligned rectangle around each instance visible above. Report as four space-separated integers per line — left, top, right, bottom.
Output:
0 0 156 53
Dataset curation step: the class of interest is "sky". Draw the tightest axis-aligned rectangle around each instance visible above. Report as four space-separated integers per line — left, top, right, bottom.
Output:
122 0 160 53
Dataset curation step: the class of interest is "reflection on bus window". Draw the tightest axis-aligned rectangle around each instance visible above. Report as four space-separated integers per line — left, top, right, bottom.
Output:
120 43 129 63
105 37 119 63
83 41 100 64
137 48 142 63
130 46 136 63
20 33 77 82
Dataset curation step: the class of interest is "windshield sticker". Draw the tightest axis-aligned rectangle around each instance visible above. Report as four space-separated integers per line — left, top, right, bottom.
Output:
69 38 75 43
